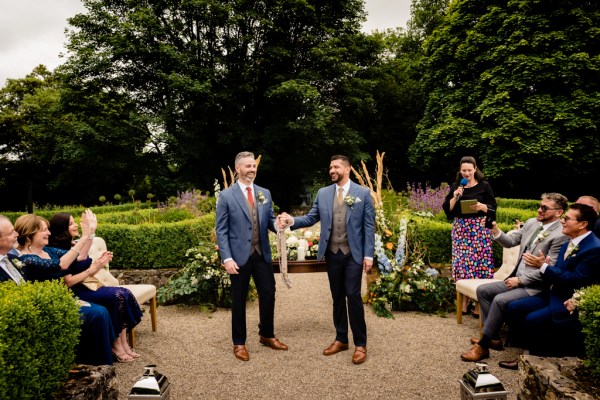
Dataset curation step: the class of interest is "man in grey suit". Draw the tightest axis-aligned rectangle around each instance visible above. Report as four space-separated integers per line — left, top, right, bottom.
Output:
461 192 569 362
215 151 288 361
280 155 375 364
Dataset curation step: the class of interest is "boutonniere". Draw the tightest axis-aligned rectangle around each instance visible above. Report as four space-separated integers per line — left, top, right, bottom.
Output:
344 195 361 207
535 230 549 244
9 258 23 270
568 245 579 258
257 191 268 205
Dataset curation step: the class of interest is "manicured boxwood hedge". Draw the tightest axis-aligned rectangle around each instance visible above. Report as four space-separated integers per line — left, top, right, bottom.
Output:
0 281 80 400
97 213 216 269
2 202 155 222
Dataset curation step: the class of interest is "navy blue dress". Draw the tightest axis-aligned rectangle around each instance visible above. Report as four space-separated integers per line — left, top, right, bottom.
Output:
19 247 143 336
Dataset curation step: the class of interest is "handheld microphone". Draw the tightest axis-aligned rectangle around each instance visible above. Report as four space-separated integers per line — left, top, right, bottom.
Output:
456 178 468 200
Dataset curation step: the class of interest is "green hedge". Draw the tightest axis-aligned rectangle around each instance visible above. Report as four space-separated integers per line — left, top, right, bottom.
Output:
495 207 537 225
0 281 80 400
410 217 514 267
580 285 600 378
2 202 155 222
97 213 216 269
496 197 540 210
96 208 195 225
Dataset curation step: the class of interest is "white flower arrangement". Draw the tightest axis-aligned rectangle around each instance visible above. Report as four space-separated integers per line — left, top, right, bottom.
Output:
534 230 549 244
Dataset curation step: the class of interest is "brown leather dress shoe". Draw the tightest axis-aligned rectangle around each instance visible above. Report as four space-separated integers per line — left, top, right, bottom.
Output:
460 344 489 362
259 336 288 350
233 345 249 361
469 337 504 351
323 341 349 356
352 346 367 364
498 358 519 370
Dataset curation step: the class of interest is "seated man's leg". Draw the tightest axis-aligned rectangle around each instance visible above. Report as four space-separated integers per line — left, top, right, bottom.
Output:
481 287 529 340
505 293 548 348
77 303 116 365
477 281 510 324
522 306 553 356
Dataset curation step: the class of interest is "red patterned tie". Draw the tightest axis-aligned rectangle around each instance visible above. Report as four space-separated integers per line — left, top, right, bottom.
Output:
246 187 255 207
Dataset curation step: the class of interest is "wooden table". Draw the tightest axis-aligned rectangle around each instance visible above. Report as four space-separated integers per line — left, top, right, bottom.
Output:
272 260 327 273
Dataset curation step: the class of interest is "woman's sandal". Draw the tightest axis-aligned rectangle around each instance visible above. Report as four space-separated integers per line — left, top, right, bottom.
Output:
113 351 134 363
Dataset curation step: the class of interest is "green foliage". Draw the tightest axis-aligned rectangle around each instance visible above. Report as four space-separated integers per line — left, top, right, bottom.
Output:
368 260 455 318
97 208 195 225
412 0 600 197
0 281 80 400
578 285 600 378
495 207 537 225
96 214 216 269
157 243 231 307
496 198 540 210
1 202 155 223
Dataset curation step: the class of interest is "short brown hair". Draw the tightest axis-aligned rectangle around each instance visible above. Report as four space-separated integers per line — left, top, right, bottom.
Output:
330 155 350 166
541 193 568 212
15 214 49 247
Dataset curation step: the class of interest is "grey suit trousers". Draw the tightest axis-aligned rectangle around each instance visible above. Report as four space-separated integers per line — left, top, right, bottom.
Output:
477 281 530 339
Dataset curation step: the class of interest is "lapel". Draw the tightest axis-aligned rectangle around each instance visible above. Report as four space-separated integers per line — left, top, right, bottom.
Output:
345 181 359 223
559 233 593 270
254 184 265 227
2 255 23 283
232 183 252 223
529 220 561 252
324 184 335 222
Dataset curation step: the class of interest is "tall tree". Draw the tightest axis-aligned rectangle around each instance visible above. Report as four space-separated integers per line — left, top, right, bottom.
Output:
411 0 600 197
63 0 375 206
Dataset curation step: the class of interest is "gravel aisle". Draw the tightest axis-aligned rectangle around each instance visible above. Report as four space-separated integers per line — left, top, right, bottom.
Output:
114 272 520 399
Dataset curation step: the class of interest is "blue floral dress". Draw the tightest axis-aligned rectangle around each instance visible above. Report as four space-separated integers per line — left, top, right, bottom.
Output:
19 247 142 335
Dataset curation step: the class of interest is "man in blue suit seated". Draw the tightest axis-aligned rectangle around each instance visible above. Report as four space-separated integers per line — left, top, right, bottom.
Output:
215 151 288 361
0 214 115 366
279 155 375 364
500 203 600 369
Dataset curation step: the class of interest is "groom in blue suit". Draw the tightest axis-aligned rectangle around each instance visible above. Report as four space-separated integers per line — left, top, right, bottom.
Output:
281 155 375 364
216 151 288 361
501 203 600 367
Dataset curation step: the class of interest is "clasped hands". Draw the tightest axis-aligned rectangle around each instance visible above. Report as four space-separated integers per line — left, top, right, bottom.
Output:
276 212 293 230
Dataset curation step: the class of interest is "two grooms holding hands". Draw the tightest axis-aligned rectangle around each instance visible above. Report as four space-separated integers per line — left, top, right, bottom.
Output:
280 155 376 364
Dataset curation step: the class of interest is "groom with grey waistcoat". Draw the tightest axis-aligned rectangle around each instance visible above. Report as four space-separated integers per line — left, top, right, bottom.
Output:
281 155 375 364
461 192 569 362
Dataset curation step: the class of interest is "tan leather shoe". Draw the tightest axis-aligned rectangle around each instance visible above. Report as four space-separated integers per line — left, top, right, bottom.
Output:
233 345 249 361
323 341 349 356
352 346 367 364
461 344 489 362
259 336 288 350
469 337 504 351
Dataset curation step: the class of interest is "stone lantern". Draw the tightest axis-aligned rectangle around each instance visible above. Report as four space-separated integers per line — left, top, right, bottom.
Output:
128 364 171 400
458 363 509 400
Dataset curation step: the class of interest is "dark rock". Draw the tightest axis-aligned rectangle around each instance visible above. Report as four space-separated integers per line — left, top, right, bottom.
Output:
518 355 597 400
54 365 118 400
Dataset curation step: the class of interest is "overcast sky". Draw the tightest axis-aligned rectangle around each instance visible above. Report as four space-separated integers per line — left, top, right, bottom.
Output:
0 0 411 85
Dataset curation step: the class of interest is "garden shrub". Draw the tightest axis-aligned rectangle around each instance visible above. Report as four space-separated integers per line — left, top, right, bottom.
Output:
496 198 540 210
97 208 195 224
96 214 216 269
2 202 155 222
495 207 537 225
0 281 80 400
578 285 600 378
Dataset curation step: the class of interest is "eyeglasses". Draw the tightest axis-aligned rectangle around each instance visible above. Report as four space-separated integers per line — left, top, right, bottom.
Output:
538 204 562 212
561 216 579 222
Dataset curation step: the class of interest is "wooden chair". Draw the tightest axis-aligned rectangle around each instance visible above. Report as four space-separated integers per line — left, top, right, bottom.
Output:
88 237 157 347
455 236 520 330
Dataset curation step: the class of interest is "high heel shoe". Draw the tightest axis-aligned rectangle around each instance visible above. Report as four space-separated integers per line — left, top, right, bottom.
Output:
112 351 134 363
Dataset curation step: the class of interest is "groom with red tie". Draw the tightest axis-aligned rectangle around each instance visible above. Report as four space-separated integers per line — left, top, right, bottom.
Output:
216 151 288 361
281 155 375 364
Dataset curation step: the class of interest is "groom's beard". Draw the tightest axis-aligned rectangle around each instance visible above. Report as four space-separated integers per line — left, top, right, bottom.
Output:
330 173 343 183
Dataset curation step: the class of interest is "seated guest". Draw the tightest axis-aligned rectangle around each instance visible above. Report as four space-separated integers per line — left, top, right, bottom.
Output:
0 214 115 365
575 196 600 238
501 203 600 368
15 214 143 363
461 193 568 362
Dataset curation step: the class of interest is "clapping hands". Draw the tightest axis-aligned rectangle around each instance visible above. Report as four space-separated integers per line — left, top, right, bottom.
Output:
80 209 98 237
522 250 550 269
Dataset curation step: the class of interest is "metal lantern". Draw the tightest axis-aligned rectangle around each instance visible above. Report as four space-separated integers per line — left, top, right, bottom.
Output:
128 364 171 400
458 363 509 400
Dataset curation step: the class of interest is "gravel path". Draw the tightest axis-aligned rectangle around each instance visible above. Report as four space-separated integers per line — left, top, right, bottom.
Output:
114 272 520 399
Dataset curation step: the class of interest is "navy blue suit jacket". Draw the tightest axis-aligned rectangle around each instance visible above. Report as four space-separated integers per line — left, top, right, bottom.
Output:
292 181 375 265
215 183 276 266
